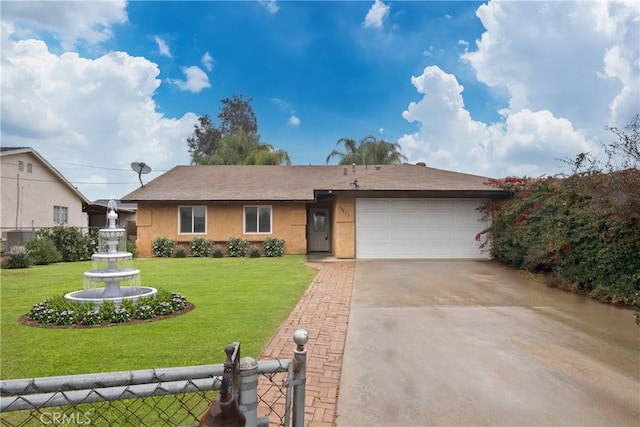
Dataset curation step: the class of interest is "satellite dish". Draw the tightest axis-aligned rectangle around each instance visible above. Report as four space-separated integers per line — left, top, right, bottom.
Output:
131 162 152 187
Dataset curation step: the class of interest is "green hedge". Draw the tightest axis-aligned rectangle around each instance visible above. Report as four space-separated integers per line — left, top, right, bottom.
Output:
481 171 640 304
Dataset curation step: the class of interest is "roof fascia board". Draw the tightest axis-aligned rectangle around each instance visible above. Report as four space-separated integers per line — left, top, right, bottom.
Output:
316 189 510 198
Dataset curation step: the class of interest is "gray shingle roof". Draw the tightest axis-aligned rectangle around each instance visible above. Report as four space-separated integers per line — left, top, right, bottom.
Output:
122 164 503 202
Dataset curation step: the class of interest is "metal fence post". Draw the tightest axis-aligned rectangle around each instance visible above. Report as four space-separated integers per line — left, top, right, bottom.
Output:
238 356 259 427
292 329 308 427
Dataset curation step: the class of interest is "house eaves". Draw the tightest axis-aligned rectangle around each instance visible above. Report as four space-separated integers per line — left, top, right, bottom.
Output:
1 147 90 205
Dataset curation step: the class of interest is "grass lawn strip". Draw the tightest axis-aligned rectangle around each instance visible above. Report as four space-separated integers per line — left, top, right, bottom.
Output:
0 256 317 379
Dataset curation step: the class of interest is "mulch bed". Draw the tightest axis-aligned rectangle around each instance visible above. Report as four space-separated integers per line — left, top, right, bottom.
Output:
18 303 195 329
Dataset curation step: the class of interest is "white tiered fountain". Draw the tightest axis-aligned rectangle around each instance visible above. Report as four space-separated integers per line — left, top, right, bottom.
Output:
65 200 157 307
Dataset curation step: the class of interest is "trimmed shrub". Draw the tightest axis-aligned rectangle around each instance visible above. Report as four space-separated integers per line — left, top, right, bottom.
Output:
134 305 155 320
211 245 224 258
36 225 94 262
99 301 116 321
154 301 174 315
126 240 138 258
226 237 248 257
174 247 187 258
56 310 77 325
25 237 62 265
110 308 131 323
171 293 187 311
4 246 30 269
190 237 213 257
80 310 103 326
25 288 191 326
152 237 175 257
263 237 285 257
248 245 261 258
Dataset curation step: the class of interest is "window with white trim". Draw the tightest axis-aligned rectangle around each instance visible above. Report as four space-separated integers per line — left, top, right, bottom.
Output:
179 206 206 234
244 206 272 234
27 163 33 173
53 206 68 224
18 160 24 171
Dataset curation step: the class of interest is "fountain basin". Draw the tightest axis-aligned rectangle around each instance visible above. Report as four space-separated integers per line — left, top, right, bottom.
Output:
92 253 134 263
84 268 140 282
65 287 158 307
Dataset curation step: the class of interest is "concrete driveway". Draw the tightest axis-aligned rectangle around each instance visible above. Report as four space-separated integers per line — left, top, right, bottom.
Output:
336 260 639 427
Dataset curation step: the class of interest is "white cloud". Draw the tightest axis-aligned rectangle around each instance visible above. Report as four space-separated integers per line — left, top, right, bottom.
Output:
155 36 172 58
168 66 211 93
0 26 198 201
462 0 638 131
400 66 591 178
202 52 214 72
288 115 300 126
259 0 279 14
1 0 127 50
400 1 638 179
271 98 292 110
363 0 390 29
378 128 384 134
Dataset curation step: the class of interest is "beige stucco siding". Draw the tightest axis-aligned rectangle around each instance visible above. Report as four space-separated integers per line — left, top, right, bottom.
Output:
332 194 355 259
1 152 87 231
135 202 307 257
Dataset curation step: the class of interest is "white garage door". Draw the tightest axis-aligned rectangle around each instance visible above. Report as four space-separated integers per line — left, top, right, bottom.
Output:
355 198 489 259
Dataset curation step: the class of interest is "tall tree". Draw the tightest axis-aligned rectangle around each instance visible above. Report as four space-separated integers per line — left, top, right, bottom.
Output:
187 94 289 165
218 94 258 137
197 129 290 166
326 136 407 165
186 115 221 164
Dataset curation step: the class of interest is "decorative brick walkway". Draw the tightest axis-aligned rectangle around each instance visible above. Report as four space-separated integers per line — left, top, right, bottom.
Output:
258 261 355 427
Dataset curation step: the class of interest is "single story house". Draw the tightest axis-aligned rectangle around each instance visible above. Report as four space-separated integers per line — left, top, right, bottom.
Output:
122 163 508 259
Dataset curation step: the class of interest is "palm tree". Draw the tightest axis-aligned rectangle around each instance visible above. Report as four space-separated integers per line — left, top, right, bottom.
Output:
326 136 407 165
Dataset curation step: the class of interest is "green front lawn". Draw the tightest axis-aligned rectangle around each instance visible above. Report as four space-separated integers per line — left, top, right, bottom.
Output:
0 256 317 379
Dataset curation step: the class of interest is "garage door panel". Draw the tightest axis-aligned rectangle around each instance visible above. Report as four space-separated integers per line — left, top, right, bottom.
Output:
356 198 489 259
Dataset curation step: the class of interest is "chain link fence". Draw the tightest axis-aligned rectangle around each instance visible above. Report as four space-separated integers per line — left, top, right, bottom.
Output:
1 333 308 427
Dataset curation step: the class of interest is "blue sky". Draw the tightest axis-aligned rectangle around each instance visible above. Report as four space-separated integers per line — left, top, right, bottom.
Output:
2 1 638 201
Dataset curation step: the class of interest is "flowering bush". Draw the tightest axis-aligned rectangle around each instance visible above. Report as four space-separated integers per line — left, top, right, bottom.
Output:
263 237 285 257
80 310 103 326
56 310 78 325
99 301 116 320
171 293 187 311
29 301 53 322
481 171 639 304
154 301 174 315
134 305 155 320
190 237 213 257
25 288 191 326
226 237 248 257
109 308 131 323
4 246 30 269
152 237 176 257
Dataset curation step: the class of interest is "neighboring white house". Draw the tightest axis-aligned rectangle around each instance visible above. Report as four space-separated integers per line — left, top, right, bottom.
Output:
1 147 90 252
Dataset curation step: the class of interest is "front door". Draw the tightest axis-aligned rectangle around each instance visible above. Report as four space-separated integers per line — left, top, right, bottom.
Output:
308 208 330 252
